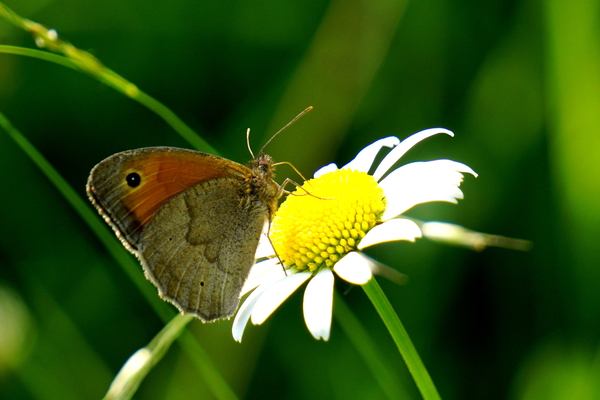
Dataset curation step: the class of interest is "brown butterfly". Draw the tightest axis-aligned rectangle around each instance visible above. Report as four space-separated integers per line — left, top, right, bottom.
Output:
87 108 313 322
87 146 281 322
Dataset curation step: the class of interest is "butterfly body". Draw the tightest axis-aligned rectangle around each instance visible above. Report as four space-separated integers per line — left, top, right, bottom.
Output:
87 147 280 322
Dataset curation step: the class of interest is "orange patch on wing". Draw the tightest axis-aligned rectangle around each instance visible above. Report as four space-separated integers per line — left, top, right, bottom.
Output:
121 152 248 228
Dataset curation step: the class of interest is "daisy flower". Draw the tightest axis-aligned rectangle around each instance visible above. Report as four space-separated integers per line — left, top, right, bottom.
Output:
232 128 477 342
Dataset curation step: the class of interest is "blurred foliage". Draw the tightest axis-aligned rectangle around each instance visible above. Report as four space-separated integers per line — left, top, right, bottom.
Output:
1 0 599 399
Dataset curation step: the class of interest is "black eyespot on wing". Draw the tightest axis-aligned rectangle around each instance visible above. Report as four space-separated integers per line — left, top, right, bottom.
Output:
126 172 141 187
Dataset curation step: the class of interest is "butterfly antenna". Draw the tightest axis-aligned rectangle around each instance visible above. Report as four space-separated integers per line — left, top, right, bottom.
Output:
246 128 255 159
259 106 313 155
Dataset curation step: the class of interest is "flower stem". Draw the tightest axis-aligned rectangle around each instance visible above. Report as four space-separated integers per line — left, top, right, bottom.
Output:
362 278 441 400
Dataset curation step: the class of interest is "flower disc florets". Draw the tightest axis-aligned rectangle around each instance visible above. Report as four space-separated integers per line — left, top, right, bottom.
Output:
271 169 386 273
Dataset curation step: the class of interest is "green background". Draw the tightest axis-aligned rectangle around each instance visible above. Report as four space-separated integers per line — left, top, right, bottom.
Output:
1 0 599 398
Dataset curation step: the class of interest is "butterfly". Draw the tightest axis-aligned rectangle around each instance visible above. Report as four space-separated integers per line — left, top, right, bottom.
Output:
87 108 313 321
87 146 281 322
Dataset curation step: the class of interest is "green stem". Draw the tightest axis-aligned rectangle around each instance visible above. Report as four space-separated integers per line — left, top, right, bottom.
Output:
362 278 441 400
0 4 216 154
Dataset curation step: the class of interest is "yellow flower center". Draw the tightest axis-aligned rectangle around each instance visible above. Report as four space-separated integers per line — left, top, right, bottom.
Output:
270 169 386 272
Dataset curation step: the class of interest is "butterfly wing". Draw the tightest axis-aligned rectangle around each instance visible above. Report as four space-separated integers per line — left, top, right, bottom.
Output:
87 147 268 321
139 177 270 321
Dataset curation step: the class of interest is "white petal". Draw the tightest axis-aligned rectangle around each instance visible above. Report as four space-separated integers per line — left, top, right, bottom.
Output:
314 163 339 178
358 218 422 249
421 221 484 248
333 252 373 284
379 159 477 220
303 269 334 341
420 221 531 251
232 281 273 342
241 257 285 297
342 136 400 173
372 128 454 181
251 272 312 325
